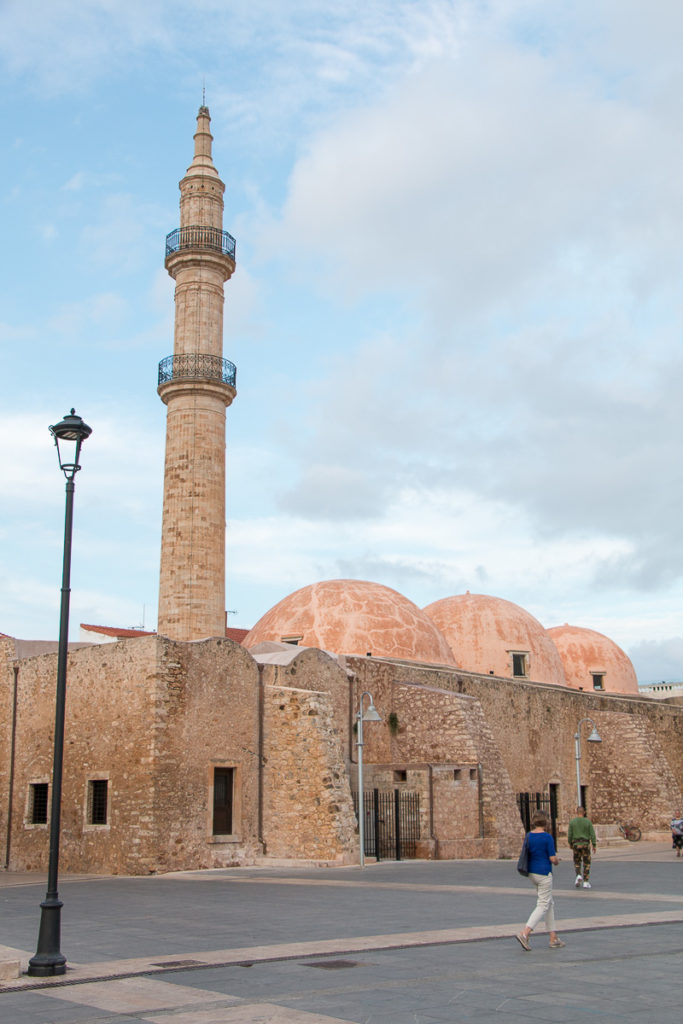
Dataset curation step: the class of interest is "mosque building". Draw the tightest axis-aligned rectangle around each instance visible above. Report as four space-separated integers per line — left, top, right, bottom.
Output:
1 108 681 875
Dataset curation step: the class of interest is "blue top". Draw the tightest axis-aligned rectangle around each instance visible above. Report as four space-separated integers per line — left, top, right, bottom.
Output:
527 831 556 875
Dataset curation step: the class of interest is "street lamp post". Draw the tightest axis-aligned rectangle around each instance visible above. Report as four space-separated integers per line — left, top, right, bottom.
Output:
28 410 92 978
574 717 602 810
356 692 381 868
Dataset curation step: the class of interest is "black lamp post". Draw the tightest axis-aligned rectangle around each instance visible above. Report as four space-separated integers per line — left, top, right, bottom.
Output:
27 410 92 978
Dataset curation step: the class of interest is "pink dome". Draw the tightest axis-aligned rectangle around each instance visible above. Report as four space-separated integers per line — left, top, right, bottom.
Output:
547 624 639 695
423 593 567 685
244 579 457 665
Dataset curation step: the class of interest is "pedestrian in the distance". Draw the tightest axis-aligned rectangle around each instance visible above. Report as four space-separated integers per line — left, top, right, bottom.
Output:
516 810 564 951
568 806 597 888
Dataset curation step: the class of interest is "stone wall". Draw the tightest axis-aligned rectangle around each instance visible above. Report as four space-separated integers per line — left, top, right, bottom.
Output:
2 638 160 873
346 657 683 835
346 672 523 858
2 637 681 875
262 685 358 862
1 637 263 874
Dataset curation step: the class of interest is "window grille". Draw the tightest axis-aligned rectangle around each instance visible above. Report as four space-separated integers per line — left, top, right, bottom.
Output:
30 783 48 824
88 779 108 825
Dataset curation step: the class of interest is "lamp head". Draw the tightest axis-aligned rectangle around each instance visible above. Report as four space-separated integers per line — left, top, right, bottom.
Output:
363 702 382 722
587 726 602 743
49 409 92 480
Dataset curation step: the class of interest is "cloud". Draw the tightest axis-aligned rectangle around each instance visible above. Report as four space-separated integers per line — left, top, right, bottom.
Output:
627 637 683 684
257 8 683 600
0 0 172 93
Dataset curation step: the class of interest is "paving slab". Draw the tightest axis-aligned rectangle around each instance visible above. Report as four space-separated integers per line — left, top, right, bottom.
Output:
0 843 682 1023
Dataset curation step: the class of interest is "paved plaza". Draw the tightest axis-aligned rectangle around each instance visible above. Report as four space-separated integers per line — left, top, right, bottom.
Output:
1 842 682 1023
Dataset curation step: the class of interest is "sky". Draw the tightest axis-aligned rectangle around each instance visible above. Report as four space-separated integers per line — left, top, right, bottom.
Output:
2 0 683 683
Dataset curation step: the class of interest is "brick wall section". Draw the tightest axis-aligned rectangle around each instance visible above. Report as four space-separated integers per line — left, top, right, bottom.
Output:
263 685 358 862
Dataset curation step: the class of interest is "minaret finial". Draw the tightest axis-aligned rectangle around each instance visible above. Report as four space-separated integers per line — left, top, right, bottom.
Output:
202 79 206 107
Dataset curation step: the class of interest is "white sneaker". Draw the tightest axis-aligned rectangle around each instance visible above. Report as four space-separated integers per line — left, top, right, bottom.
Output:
575 875 582 888
583 881 592 889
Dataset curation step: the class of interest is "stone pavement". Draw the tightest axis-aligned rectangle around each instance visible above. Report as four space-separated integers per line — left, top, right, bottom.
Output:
1 841 682 1023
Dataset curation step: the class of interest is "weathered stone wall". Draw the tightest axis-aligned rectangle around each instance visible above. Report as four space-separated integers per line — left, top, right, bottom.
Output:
262 685 358 862
259 648 353 758
2 636 681 875
346 657 683 834
347 675 523 857
148 636 262 871
1 637 263 874
3 638 160 874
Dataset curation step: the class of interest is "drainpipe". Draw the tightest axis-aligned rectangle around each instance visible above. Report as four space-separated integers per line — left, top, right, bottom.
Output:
477 762 484 838
4 665 19 868
257 663 266 853
428 763 436 856
348 672 356 763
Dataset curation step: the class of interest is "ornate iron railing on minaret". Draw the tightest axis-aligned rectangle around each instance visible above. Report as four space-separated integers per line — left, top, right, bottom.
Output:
165 225 236 262
158 353 237 387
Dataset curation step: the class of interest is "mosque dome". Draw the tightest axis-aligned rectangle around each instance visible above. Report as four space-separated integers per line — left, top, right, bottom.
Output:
422 592 567 685
243 579 457 665
546 624 639 695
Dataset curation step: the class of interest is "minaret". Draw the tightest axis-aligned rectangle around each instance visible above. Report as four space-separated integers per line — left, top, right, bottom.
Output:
157 106 236 641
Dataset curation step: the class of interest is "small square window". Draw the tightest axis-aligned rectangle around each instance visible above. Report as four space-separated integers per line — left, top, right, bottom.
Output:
281 635 303 646
453 769 462 780
469 768 478 781
394 770 407 783
512 653 528 677
30 783 48 824
88 779 108 825
592 673 604 690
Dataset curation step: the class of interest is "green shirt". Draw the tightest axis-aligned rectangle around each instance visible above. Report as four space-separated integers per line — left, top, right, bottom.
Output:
568 816 596 846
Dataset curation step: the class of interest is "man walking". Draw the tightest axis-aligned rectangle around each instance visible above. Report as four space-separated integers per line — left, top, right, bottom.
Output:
568 806 597 889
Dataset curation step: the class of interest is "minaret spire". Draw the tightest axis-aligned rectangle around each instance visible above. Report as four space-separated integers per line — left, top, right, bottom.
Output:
157 107 237 641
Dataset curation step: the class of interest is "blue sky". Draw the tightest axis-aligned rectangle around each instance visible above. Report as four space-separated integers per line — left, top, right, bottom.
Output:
2 0 683 682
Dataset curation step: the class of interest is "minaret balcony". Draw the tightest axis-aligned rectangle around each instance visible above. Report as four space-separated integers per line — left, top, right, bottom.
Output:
158 353 237 388
165 226 236 263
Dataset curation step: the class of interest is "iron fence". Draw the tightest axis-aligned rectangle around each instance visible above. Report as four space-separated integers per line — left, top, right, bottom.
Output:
352 788 420 861
517 790 558 843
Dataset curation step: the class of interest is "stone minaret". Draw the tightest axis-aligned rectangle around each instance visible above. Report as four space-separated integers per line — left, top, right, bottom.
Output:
157 106 236 641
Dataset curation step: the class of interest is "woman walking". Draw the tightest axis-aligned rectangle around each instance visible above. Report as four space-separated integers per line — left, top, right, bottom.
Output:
516 810 565 951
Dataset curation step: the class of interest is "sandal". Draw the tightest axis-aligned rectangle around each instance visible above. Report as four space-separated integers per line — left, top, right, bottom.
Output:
516 933 531 951
549 939 565 948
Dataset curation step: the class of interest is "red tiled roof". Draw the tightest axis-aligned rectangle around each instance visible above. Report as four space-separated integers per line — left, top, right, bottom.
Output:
81 624 156 638
81 623 251 642
226 626 250 643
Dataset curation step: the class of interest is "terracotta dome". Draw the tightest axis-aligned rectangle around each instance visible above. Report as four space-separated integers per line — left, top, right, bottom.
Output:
422 592 567 685
547 624 639 695
244 579 457 665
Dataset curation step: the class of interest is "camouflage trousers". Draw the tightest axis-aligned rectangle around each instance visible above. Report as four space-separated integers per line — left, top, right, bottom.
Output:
572 841 592 880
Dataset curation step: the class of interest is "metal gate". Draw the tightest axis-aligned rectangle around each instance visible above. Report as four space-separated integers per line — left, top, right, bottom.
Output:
352 788 420 860
517 791 558 844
